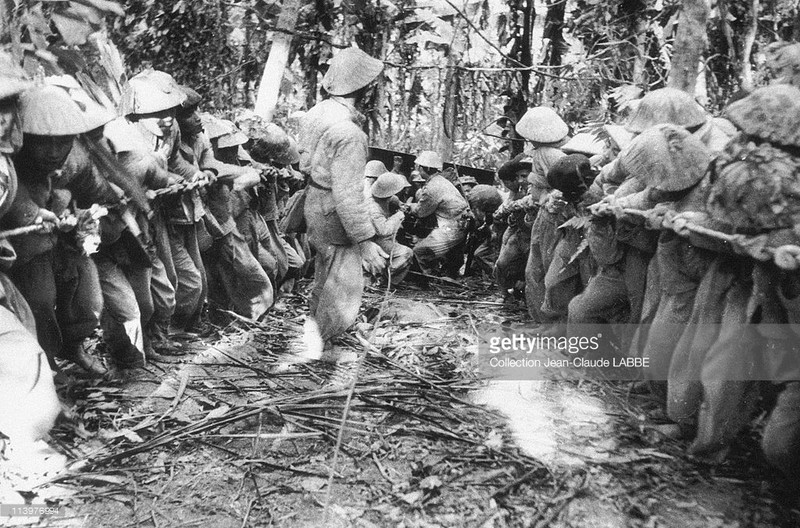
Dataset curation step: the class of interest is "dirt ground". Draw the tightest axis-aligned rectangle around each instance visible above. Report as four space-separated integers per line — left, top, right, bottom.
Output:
1 277 798 528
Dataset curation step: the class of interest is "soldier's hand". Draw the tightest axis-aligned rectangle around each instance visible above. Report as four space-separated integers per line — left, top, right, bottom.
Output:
774 245 800 271
360 240 389 275
35 208 59 225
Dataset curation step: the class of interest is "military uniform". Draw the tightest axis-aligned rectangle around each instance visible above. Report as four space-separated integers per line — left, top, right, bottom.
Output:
367 194 412 285
411 174 470 275
301 97 377 344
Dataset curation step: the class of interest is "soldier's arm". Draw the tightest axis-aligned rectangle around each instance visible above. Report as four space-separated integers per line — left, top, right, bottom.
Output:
410 184 441 218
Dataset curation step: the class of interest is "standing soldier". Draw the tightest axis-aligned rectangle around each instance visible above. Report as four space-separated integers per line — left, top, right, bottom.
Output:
299 47 388 362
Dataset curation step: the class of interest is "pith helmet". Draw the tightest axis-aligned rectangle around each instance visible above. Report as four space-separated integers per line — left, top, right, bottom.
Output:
217 120 249 149
180 85 202 108
372 171 410 198
619 124 710 192
707 138 800 231
19 85 92 135
467 185 503 212
603 124 633 151
121 69 186 115
365 160 388 178
515 107 569 144
624 87 707 134
561 132 604 156
0 51 31 100
724 84 800 148
250 123 294 163
71 88 116 131
44 75 116 131
200 113 230 140
766 42 800 87
415 150 443 170
322 47 384 96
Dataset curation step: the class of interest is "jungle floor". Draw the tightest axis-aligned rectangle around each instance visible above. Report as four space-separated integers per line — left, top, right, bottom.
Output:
1 276 798 528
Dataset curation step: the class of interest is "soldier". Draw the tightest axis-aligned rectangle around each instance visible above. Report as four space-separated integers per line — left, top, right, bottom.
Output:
0 53 61 456
123 70 213 333
458 175 478 197
56 83 159 370
514 106 568 321
298 47 388 361
176 87 272 321
408 150 471 277
4 85 105 374
570 88 717 352
367 172 413 285
493 156 534 301
245 120 306 291
97 115 182 363
363 159 388 199
464 184 503 276
537 155 597 335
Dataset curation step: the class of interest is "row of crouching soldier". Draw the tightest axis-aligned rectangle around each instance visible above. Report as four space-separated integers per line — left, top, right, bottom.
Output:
488 43 800 494
0 57 306 452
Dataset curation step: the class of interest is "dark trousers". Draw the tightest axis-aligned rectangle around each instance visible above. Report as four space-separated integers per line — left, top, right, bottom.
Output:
11 248 102 366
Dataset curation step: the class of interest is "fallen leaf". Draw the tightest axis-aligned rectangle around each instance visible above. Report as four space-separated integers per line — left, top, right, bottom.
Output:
400 490 423 504
299 476 327 492
484 429 503 449
419 475 442 489
206 405 231 420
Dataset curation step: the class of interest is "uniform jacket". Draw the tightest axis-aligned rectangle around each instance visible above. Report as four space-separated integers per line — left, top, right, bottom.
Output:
411 174 468 223
300 98 375 245
367 197 404 251
133 120 205 225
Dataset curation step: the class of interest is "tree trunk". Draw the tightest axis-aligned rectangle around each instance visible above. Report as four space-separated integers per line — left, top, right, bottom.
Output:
717 0 736 60
505 0 534 158
543 0 566 67
739 0 759 91
253 0 301 121
438 17 468 162
668 0 710 93
532 0 566 98
794 3 800 42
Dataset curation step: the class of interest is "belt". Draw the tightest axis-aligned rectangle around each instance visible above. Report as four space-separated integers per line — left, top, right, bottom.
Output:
308 179 331 191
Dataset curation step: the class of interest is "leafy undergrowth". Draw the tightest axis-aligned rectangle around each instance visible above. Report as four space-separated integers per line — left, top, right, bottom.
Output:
1 277 798 527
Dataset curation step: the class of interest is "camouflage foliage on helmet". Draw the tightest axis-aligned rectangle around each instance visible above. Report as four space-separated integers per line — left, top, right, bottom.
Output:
724 84 800 149
707 137 800 231
624 88 707 134
766 42 800 87
619 124 710 192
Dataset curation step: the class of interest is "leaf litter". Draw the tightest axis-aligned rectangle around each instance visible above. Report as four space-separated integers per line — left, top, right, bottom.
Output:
1 278 796 527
